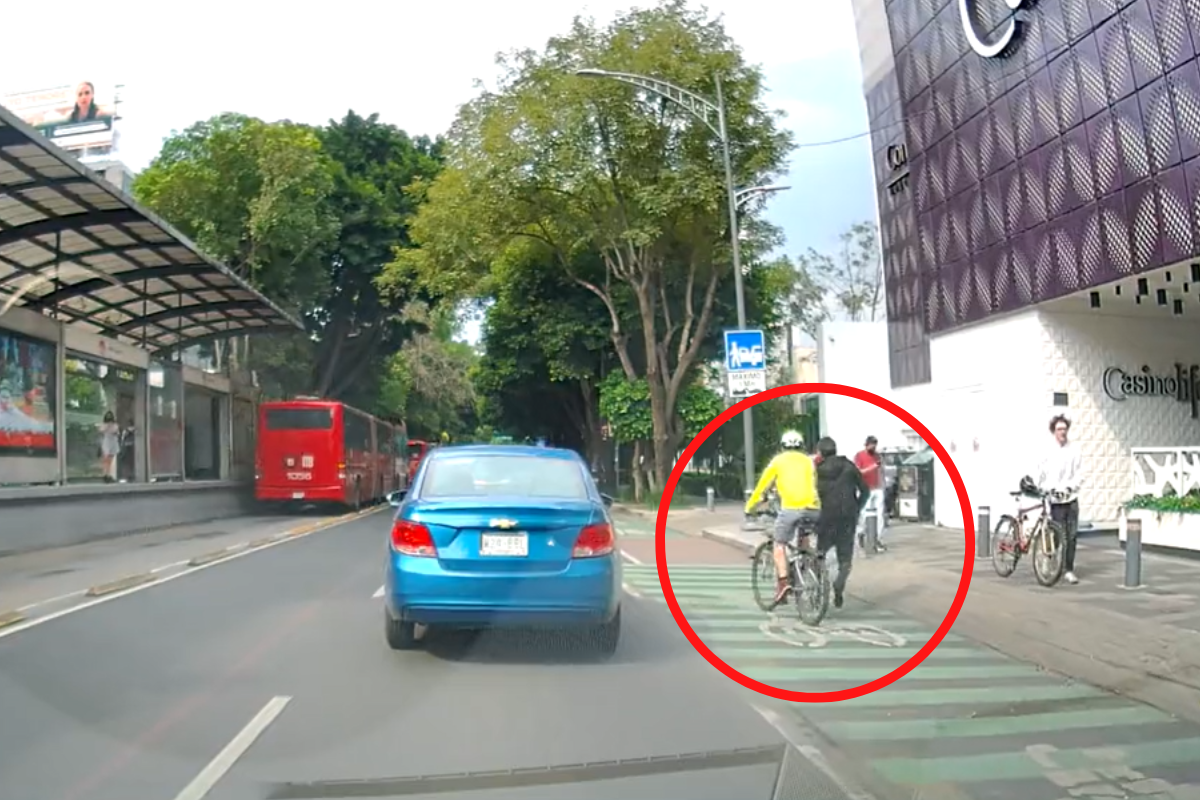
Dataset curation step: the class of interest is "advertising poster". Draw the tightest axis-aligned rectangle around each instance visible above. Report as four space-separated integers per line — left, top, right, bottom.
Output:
1 81 117 153
0 330 57 455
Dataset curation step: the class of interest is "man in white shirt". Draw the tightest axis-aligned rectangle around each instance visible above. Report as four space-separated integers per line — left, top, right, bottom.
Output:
1037 414 1083 585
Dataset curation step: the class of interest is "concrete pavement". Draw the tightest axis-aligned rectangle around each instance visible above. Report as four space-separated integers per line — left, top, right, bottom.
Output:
641 507 1200 800
0 507 861 800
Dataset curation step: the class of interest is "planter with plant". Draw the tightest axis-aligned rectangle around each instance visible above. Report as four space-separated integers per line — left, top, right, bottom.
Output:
1120 487 1200 551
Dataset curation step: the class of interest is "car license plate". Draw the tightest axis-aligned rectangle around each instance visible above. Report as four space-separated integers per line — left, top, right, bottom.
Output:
292 491 305 500
480 533 528 557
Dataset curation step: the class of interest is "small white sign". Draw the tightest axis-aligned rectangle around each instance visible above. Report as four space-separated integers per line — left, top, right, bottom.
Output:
727 370 767 397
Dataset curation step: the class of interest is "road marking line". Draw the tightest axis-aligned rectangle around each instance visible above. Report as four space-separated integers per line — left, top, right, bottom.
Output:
86 573 157 597
372 585 384 599
0 509 384 640
171 695 292 800
188 544 250 567
622 582 642 598
620 551 643 565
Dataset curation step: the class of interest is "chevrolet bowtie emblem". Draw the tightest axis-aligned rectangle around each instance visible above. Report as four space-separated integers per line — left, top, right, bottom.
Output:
490 518 518 530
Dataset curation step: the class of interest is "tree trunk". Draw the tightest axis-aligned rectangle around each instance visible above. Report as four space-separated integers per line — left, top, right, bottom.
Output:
631 441 645 503
785 324 795 385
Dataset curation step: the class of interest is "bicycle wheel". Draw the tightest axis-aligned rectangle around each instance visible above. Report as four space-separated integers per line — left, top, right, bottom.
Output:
793 552 832 626
991 515 1020 578
750 540 778 611
1032 519 1066 587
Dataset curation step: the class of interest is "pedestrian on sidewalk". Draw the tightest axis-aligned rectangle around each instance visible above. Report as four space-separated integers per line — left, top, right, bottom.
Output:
744 430 821 608
1038 414 1083 585
853 435 887 552
815 437 870 609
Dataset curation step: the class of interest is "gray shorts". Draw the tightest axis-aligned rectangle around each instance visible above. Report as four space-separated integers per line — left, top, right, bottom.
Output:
773 509 820 545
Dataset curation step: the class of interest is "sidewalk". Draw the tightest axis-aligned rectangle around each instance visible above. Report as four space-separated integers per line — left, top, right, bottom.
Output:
688 507 1200 727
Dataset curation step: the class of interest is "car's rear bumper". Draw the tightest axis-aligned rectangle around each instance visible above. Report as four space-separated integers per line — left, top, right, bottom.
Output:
386 553 621 628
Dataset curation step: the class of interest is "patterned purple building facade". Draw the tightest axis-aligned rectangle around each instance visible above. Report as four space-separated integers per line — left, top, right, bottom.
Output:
859 0 1200 387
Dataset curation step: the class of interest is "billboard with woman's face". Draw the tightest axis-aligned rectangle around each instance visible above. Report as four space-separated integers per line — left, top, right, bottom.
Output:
0 329 57 456
0 81 116 153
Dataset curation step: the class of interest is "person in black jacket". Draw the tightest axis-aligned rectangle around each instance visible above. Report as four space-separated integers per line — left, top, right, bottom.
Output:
814 436 870 609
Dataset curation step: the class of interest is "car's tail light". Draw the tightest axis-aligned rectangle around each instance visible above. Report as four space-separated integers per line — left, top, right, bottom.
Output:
391 520 437 557
573 522 615 558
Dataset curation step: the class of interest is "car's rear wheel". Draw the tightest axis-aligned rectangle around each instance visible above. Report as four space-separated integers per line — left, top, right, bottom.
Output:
385 610 419 650
589 608 621 658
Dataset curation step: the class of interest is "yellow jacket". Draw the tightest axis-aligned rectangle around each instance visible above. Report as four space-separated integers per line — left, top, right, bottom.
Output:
744 450 820 512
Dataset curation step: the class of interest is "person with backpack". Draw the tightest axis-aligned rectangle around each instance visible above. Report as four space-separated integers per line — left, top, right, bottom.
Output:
815 436 870 609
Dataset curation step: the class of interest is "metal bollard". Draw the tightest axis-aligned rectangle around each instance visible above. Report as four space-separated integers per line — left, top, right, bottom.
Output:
706 486 716 512
977 506 990 560
1124 517 1143 589
864 514 878 555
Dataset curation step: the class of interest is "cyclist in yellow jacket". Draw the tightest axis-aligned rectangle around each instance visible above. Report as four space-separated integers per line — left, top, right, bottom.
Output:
744 430 821 607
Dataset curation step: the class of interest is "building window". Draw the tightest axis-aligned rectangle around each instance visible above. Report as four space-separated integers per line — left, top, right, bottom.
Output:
64 355 141 483
149 362 183 480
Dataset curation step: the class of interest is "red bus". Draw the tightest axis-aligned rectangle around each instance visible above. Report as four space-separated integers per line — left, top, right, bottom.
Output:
255 398 407 510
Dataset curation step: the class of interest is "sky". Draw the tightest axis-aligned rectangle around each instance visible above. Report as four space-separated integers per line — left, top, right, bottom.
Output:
2 0 877 344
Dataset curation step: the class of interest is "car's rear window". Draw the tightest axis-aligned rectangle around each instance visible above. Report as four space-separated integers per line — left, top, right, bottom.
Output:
264 408 333 431
422 454 588 499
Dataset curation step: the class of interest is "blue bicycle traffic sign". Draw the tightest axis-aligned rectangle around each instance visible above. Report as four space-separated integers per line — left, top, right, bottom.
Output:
724 329 766 372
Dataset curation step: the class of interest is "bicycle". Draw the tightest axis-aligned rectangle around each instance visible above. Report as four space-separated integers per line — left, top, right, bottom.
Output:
747 495 831 625
991 482 1069 587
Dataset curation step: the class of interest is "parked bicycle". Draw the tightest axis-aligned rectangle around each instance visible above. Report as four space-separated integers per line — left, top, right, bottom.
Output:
991 476 1068 587
747 492 831 625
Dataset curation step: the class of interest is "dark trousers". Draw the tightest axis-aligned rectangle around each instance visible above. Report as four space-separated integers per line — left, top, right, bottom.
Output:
817 514 856 593
1050 500 1080 572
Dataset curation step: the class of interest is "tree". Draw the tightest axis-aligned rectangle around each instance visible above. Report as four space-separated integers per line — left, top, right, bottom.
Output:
802 220 882 323
134 113 340 381
473 248 612 467
756 255 826 384
377 303 477 439
135 111 446 409
314 112 445 404
384 0 793 490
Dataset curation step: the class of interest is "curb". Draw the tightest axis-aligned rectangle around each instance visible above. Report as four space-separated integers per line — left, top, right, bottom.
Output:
700 527 758 556
0 610 26 629
188 544 249 567
86 573 157 597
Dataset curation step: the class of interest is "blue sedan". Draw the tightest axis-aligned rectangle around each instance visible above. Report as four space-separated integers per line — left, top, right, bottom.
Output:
383 444 622 656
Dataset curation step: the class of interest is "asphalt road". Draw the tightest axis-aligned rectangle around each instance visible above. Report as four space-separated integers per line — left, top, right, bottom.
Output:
0 508 842 800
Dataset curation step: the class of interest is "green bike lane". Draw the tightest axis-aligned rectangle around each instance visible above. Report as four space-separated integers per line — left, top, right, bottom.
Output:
616 515 1200 800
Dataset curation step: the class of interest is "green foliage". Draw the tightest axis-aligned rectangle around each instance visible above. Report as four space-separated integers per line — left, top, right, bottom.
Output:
384 1 794 482
1125 490 1200 515
598 373 652 444
134 113 339 311
677 381 723 440
802 220 882 323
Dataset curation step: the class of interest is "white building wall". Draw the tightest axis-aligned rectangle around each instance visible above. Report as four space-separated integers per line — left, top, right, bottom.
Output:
896 307 1200 529
816 321 919 455
903 311 1047 530
1037 310 1200 524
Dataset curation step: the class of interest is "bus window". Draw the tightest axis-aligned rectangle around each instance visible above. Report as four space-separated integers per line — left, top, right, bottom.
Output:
265 407 333 430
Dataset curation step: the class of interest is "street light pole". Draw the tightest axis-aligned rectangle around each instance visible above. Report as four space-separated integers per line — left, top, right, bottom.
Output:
713 76 757 499
575 67 769 498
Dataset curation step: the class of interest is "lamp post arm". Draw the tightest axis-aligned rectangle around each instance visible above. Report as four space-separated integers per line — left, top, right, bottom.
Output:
576 69 723 140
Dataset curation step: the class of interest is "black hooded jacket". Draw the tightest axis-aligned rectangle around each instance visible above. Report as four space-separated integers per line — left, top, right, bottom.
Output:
816 454 870 525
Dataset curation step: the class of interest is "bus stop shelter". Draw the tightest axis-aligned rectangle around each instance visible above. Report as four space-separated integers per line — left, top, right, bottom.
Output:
0 104 304 553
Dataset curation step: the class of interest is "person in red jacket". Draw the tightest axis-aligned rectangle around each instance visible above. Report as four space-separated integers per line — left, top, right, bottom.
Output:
853 435 887 552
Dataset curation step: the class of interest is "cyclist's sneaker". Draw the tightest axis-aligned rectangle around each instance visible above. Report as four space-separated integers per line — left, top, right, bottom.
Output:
771 578 792 607
1064 571 1079 585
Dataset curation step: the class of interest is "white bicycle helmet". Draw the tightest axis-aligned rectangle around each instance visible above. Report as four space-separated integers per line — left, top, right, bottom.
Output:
780 430 805 449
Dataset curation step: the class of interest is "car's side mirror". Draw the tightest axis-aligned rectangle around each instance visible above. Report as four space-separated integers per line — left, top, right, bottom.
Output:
387 490 406 508
600 493 614 508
